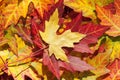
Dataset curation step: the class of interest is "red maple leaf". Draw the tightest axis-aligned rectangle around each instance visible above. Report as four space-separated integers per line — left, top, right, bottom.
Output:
65 14 109 53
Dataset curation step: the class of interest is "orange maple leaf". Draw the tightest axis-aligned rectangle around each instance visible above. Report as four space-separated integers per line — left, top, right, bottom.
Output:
96 0 120 37
0 0 54 28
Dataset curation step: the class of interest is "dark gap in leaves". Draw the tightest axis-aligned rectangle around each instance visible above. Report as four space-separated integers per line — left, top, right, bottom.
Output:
31 47 43 58
62 6 73 17
91 50 99 58
0 44 9 51
61 71 74 80
109 36 120 42
93 10 101 24
95 12 101 24
62 6 79 19
4 3 8 7
0 73 14 80
80 53 91 60
4 31 7 36
98 37 106 53
30 65 44 79
97 73 110 80
42 65 56 80
70 51 82 58
90 37 106 58
82 16 92 22
18 16 26 26
79 71 95 79
62 47 73 55
24 75 32 80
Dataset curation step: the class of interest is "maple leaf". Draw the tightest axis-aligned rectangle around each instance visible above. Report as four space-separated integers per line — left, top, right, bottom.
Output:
7 35 32 65
6 35 41 80
30 8 45 48
43 51 60 79
43 53 93 79
64 0 96 20
65 14 109 53
0 0 27 28
0 50 9 74
0 0 119 79
4 25 18 55
58 60 74 72
0 26 8 47
103 59 120 80
0 0 14 11
102 36 120 62
59 56 94 73
0 0 54 28
8 63 40 80
87 48 111 78
15 18 33 44
9 61 45 80
68 56 94 72
4 24 31 55
95 0 114 6
39 9 85 61
0 35 46 80
110 42 120 61
96 0 120 37
30 61 48 80
0 43 36 80
75 23 109 53
30 0 64 48
64 0 113 20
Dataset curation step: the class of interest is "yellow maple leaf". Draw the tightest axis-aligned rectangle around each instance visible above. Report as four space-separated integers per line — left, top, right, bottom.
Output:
87 37 112 78
0 50 9 74
8 62 40 80
0 50 44 80
8 35 32 65
0 50 43 80
39 9 86 62
64 0 96 20
3 36 43 80
31 61 48 80
82 76 97 80
95 0 113 6
87 51 110 78
64 0 113 20
0 0 54 28
110 42 120 61
104 37 120 61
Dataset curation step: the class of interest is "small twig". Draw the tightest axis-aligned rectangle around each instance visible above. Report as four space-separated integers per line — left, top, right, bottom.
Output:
31 45 49 57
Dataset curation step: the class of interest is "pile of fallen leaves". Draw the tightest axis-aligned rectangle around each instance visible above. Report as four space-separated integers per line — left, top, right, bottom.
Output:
0 0 120 80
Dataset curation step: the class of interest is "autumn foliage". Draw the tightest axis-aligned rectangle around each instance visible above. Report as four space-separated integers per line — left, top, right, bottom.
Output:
0 0 120 80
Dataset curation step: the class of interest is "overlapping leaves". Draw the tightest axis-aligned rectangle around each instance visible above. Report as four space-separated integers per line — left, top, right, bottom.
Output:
0 0 119 80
